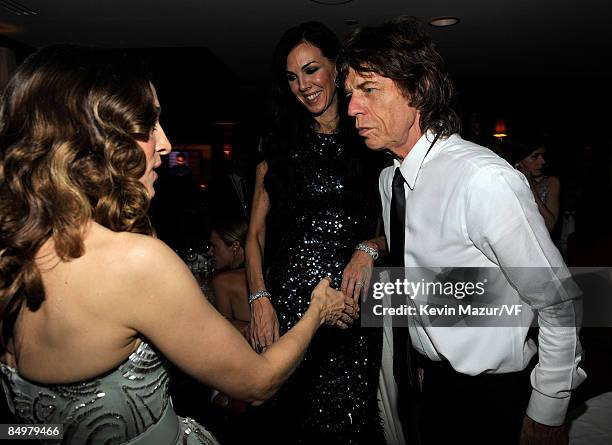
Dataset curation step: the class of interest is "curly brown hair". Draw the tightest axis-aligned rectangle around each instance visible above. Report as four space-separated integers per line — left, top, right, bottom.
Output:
0 45 158 352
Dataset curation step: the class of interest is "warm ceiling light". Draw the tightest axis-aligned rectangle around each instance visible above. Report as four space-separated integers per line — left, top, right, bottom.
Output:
0 22 21 33
429 16 460 27
311 0 353 4
213 122 238 128
493 117 508 140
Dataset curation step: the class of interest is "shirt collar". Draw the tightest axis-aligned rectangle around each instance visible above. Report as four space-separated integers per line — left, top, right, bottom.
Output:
394 130 439 190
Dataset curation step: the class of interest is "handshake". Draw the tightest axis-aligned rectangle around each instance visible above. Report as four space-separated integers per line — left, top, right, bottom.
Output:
249 277 361 353
310 278 360 329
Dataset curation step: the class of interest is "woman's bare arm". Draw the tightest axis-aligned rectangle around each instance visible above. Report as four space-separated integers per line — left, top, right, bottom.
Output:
245 161 279 350
123 236 354 405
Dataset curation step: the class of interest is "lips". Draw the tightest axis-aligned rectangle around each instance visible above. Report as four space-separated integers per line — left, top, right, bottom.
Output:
303 91 322 104
357 127 371 136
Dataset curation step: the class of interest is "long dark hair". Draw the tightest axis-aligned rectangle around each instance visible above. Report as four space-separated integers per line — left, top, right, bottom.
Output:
337 16 461 138
262 21 380 211
0 45 157 353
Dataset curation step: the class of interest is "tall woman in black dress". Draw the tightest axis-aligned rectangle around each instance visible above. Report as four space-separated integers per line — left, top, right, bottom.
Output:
245 22 386 444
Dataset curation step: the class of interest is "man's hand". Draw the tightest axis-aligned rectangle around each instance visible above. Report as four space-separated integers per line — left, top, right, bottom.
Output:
249 297 279 353
342 249 374 304
520 416 568 445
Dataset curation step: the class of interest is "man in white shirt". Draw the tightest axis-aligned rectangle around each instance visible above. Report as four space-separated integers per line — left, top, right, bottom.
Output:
338 17 585 445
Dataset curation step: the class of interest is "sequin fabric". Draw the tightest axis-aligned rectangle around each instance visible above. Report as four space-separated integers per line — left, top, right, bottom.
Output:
0 342 218 445
265 133 384 444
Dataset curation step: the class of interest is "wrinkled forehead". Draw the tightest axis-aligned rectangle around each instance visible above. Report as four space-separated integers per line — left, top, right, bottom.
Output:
344 68 394 91
345 68 373 86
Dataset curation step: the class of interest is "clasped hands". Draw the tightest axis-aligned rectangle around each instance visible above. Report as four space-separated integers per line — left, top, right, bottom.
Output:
311 277 360 329
248 278 360 353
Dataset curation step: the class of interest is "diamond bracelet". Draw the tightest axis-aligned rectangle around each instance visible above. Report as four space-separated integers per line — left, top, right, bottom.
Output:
248 289 271 305
355 242 379 260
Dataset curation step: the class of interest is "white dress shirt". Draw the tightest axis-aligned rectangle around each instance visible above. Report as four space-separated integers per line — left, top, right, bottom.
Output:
379 131 586 426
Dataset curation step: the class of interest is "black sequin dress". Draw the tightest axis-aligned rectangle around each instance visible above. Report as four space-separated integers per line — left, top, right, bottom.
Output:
264 133 384 444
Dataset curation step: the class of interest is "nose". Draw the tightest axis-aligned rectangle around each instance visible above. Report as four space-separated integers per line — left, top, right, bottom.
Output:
297 74 309 92
155 122 172 155
207 244 214 257
347 95 362 118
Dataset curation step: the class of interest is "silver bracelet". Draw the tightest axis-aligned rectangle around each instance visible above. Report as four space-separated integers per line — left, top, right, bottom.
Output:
248 289 271 305
355 242 379 260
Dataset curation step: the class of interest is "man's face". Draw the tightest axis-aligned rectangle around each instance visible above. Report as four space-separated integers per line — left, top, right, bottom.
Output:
345 68 421 159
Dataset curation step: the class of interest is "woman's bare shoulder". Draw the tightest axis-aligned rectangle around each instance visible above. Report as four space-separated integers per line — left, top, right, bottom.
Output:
82 224 192 300
87 224 178 270
212 269 247 293
548 175 561 188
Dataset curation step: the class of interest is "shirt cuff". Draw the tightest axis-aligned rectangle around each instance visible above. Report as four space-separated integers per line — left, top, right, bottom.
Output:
526 389 570 426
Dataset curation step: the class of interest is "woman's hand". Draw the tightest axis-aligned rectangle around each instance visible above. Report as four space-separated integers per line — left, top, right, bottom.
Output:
311 278 359 329
249 298 279 353
342 248 374 304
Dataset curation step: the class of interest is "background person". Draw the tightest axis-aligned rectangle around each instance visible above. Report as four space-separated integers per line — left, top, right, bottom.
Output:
208 218 251 337
170 152 192 177
512 137 561 232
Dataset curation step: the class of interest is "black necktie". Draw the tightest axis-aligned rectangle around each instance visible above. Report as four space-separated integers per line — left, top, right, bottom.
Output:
390 168 418 390
390 168 406 268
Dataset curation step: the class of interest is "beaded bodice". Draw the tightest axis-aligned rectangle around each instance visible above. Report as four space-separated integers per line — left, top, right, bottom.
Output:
0 342 177 444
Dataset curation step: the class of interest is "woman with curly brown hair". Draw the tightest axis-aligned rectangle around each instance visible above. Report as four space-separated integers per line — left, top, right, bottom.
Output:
0 45 357 445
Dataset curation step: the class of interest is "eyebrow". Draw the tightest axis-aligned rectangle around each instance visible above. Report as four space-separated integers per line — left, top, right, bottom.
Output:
356 80 378 90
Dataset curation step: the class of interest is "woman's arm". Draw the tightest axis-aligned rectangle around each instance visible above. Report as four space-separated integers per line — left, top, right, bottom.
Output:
517 165 561 232
123 236 356 405
528 176 560 231
244 161 279 350
539 176 561 231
